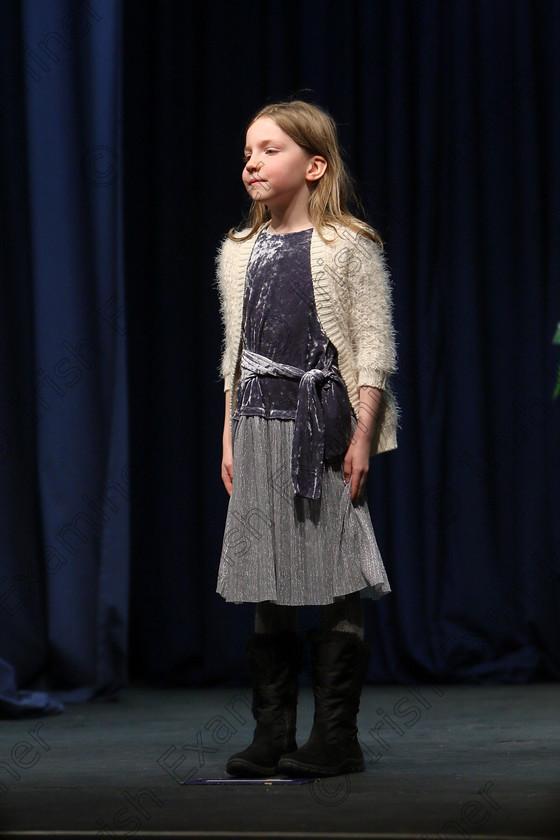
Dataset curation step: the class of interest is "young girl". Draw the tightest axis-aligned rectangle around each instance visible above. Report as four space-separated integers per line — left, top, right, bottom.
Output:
215 100 399 779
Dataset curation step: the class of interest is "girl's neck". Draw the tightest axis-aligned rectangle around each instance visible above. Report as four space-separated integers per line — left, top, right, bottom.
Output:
266 206 313 235
265 221 313 234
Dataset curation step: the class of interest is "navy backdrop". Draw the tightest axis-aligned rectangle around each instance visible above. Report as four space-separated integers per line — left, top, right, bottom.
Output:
0 0 559 715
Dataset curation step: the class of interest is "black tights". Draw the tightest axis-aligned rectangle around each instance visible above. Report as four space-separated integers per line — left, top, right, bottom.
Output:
254 592 364 640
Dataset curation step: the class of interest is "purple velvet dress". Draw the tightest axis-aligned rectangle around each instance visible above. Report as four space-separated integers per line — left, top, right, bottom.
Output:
217 226 391 606
232 226 353 500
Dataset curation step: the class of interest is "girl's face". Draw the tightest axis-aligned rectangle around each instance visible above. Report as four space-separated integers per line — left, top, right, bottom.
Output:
242 116 323 208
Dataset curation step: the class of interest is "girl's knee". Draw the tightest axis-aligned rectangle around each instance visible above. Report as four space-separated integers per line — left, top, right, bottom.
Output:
255 601 298 634
321 594 364 638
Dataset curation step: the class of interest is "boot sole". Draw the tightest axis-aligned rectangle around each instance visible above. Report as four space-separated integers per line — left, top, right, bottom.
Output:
226 758 279 778
277 757 365 778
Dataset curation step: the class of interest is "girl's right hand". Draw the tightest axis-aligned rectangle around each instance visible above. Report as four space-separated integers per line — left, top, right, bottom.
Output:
222 390 233 495
222 442 233 496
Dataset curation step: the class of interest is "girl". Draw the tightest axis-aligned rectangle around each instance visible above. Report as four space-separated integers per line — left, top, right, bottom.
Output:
214 99 399 778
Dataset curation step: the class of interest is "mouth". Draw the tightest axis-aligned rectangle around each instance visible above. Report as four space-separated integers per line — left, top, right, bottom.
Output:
249 179 266 185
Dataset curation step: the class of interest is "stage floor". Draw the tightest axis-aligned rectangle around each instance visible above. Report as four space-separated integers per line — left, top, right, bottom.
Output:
0 682 558 839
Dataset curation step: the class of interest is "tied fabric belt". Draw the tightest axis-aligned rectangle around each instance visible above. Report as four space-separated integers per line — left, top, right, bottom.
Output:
238 347 351 500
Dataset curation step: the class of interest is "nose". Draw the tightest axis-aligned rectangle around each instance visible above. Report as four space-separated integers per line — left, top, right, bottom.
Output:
245 156 261 174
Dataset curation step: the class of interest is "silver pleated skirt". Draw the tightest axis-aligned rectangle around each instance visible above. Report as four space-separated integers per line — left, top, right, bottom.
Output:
216 413 391 606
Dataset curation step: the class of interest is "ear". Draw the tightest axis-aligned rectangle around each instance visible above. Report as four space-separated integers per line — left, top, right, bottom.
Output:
306 156 327 182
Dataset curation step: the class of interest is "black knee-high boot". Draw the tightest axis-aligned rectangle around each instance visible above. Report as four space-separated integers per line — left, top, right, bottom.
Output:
277 628 371 778
226 630 304 777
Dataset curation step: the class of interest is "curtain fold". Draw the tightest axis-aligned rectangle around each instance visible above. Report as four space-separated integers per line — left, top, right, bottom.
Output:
0 0 128 716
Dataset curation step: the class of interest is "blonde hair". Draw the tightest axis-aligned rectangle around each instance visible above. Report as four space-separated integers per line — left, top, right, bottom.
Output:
228 99 384 247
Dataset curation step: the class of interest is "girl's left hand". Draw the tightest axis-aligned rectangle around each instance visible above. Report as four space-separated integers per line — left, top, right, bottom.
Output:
343 434 371 505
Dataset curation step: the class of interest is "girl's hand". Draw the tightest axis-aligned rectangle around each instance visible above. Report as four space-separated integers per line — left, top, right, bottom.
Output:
342 385 382 504
222 441 233 496
342 433 371 505
222 390 233 496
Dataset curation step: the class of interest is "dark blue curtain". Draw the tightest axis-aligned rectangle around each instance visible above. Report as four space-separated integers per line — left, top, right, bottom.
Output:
1 0 559 718
124 0 560 687
0 0 128 715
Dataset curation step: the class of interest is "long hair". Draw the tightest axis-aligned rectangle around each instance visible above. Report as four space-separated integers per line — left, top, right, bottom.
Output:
228 99 384 247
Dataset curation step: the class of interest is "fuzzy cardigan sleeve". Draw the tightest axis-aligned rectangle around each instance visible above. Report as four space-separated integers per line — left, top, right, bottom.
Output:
214 234 236 392
345 233 398 390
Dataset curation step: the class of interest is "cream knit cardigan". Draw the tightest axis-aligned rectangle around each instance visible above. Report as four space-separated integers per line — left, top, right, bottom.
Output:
215 220 400 458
